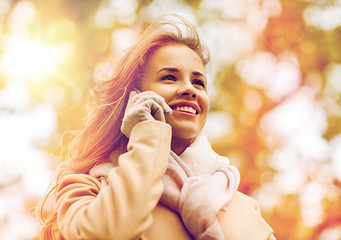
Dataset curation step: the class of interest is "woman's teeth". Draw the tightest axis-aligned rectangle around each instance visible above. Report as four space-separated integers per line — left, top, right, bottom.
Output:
174 106 197 114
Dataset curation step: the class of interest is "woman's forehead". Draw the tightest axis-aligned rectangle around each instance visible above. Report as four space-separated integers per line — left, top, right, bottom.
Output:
145 44 205 74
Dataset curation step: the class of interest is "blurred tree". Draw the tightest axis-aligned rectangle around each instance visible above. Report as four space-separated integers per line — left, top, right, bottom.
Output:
0 0 340 239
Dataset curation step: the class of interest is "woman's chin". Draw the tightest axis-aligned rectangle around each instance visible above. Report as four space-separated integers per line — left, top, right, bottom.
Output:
171 127 200 143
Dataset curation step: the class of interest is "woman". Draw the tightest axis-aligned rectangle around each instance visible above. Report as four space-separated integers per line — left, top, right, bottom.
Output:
39 14 276 239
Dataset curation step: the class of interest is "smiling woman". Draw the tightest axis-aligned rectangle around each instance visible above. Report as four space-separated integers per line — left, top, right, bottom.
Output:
38 14 275 240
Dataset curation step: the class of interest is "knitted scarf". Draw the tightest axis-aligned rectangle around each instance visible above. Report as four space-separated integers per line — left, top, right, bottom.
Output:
160 135 240 240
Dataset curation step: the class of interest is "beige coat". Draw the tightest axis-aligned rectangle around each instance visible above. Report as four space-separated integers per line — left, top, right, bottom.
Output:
56 121 275 240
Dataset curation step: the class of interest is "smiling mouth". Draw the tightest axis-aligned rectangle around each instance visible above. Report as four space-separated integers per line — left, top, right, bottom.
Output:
172 106 198 115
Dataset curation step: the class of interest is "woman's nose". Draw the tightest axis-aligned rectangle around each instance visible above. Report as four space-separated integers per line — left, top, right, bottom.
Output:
177 82 197 99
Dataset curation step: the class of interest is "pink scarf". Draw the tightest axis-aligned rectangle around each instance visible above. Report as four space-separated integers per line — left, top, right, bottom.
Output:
160 136 240 240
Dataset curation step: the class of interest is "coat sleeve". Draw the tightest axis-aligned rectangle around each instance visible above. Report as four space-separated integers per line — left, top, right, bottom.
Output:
56 121 172 240
217 192 276 240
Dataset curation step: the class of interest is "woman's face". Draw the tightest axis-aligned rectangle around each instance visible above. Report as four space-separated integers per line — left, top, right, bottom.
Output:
140 44 210 150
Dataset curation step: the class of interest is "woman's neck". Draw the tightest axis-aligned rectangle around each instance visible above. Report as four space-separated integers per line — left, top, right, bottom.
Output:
171 137 195 156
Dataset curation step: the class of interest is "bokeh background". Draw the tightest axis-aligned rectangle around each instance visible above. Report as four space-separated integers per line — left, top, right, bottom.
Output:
0 0 340 239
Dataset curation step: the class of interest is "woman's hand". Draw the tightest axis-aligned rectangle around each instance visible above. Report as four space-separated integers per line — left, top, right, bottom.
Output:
121 90 173 137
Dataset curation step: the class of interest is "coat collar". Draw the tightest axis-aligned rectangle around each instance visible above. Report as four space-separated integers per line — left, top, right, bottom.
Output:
89 134 230 178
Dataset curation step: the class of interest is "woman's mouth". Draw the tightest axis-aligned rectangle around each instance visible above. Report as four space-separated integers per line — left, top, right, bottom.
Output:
172 106 198 115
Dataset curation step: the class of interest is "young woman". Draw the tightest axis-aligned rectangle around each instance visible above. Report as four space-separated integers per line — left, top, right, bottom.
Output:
39 14 276 240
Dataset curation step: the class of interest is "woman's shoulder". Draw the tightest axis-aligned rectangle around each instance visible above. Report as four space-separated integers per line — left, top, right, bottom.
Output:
233 191 261 211
218 191 274 239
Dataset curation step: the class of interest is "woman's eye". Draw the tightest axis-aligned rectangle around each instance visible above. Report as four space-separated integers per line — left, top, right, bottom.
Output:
161 75 176 81
193 79 206 89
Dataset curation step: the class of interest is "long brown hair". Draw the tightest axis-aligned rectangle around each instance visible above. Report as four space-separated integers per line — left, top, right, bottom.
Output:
38 14 210 239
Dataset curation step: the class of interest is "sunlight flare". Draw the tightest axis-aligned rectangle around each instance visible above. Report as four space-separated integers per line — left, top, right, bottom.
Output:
0 37 72 81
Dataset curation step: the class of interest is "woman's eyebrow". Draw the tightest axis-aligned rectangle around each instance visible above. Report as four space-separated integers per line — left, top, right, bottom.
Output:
192 71 206 79
157 67 180 74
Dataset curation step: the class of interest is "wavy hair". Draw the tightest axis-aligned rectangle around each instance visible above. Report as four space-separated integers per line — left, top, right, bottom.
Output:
38 14 210 239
